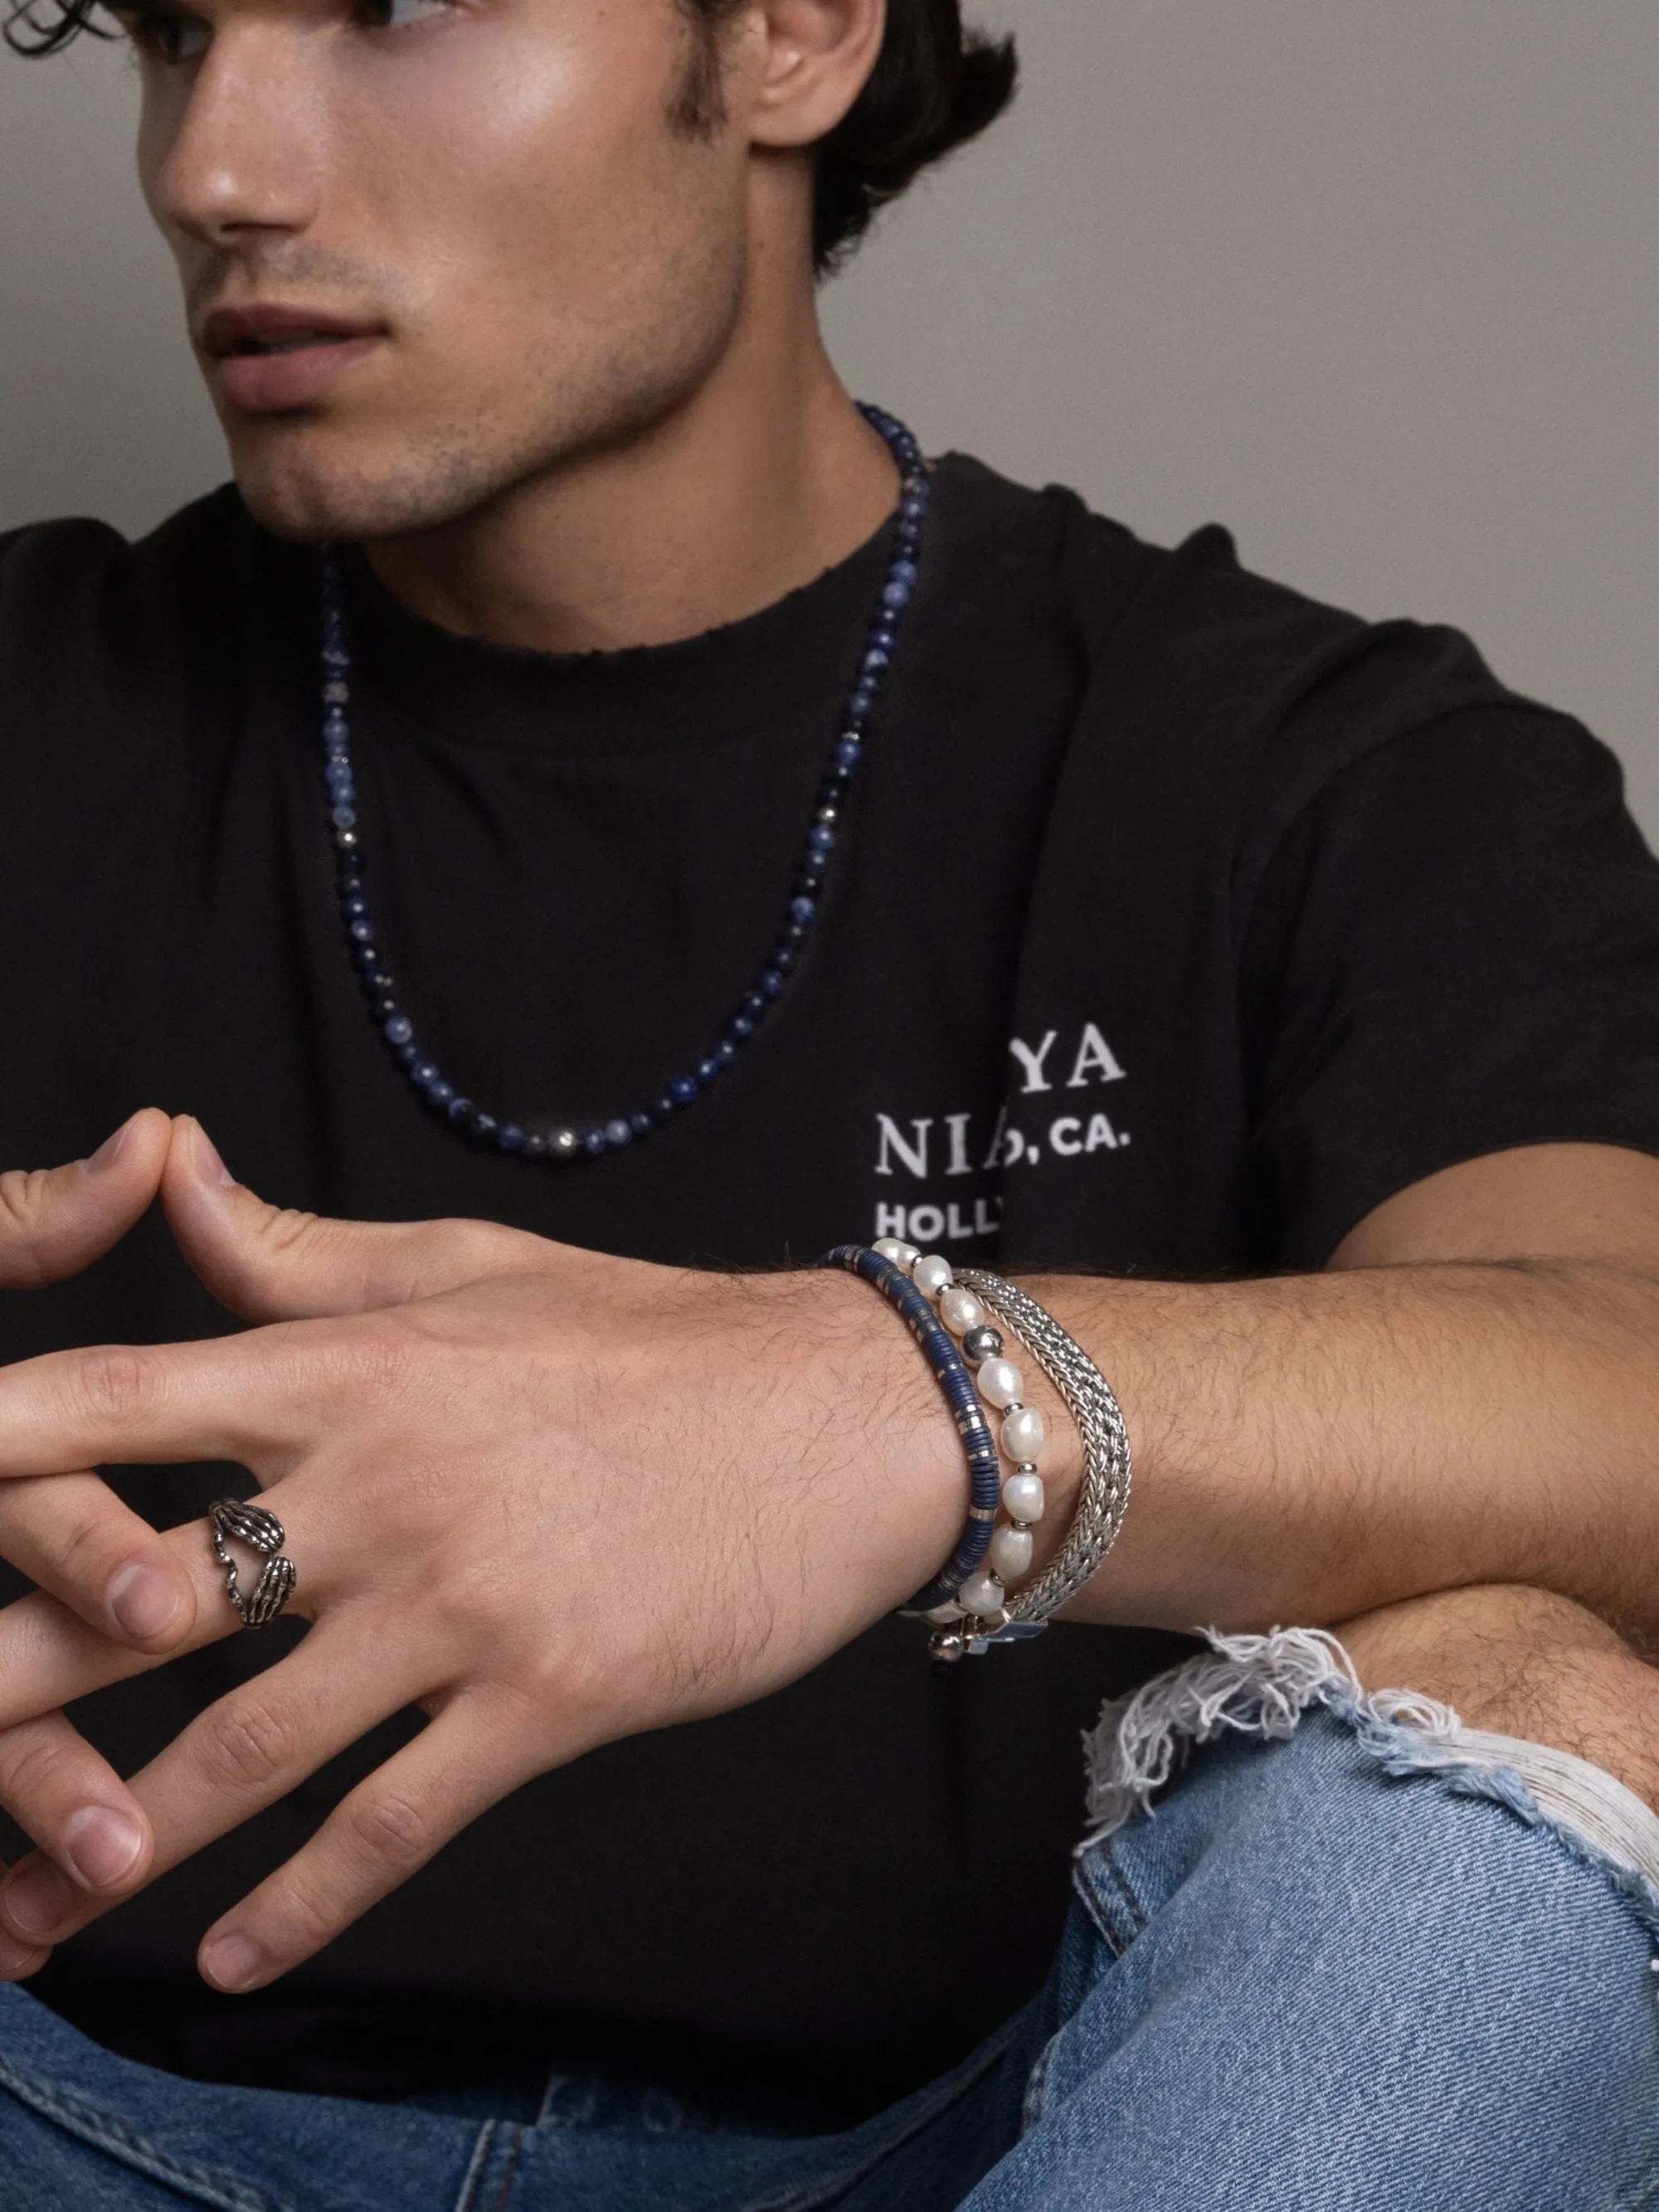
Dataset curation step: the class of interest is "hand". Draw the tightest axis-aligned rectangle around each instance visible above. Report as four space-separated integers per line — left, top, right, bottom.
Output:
0 1117 966 1991
0 1108 191 1980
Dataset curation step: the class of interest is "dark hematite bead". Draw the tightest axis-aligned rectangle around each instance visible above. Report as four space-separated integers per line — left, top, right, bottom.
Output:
318 408 927 1165
962 1325 1005 1364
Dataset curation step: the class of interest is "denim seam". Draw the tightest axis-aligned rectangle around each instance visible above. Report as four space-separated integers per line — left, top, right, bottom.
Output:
453 2117 500 2212
0 2047 294 2212
485 2122 524 2212
1073 1841 1148 1959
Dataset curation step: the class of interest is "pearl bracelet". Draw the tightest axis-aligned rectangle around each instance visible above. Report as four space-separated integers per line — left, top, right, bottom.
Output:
872 1237 1050 1632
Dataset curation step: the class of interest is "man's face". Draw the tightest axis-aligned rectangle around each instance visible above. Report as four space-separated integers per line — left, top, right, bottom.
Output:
118 0 754 541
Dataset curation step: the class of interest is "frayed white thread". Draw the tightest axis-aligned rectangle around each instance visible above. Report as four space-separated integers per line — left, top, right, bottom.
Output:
1078 1626 1659 1932
1078 1625 1472 1855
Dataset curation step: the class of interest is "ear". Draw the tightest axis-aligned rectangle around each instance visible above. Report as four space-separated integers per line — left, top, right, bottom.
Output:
745 0 886 150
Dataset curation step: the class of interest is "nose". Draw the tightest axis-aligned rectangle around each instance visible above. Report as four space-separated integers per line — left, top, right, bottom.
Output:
148 27 324 250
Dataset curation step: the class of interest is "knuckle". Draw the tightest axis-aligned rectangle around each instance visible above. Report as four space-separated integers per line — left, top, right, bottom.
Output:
0 1722 77 1809
196 1695 298 1794
65 1346 157 1427
342 1788 433 1874
0 1169 54 1280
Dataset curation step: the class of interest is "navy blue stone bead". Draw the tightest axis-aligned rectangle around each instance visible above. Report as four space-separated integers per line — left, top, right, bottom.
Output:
581 1128 608 1157
863 646 889 673
773 942 800 972
849 685 876 717
383 1014 415 1048
331 805 358 832
891 559 919 588
605 1118 634 1149
716 1041 738 1067
835 737 862 768
470 1112 499 1144
781 919 809 945
696 1057 721 1087
726 1013 755 1042
352 942 381 973
670 1075 698 1106
496 1123 523 1152
881 579 912 612
790 896 816 926
348 917 374 944
446 1096 474 1124
760 969 785 997
522 1131 549 1159
629 1111 653 1139
654 1097 679 1122
427 1080 455 1108
808 824 835 855
413 1060 440 1087
340 892 368 920
742 989 767 1018
395 1040 420 1067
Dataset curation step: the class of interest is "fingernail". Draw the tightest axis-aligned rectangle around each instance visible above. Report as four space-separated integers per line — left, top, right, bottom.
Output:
3 1857 75 1937
64 1806 144 1891
108 1560 184 1643
85 1114 139 1175
0 1937 46 1978
202 1930 263 1991
189 1120 237 1189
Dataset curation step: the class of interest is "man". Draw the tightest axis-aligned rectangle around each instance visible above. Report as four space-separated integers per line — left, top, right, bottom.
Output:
0 0 1657 2201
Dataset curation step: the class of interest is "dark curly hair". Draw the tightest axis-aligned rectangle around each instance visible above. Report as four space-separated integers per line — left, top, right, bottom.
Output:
4 0 1017 275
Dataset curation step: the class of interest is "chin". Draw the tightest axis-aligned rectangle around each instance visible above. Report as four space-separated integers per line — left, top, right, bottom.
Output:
227 423 504 545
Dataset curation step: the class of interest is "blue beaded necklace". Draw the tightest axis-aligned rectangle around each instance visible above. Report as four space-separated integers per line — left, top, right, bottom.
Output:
317 406 928 1163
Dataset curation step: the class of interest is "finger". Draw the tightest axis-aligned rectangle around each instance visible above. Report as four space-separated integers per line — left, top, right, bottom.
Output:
0 1471 197 1654
162 1116 544 1323
0 1709 152 1963
0 1617 412 1954
0 1110 172 1290
194 1693 526 1992
0 1318 335 1480
0 1485 328 1736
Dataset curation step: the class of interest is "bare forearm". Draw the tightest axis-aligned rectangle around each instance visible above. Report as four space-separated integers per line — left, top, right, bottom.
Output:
1024 1258 1659 1644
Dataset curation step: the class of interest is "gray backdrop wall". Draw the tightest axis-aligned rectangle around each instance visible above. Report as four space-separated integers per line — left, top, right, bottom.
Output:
4 3 1657 829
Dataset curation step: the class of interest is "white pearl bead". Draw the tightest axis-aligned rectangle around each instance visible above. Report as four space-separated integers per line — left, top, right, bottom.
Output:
1001 1405 1047 1461
938 1286 986 1337
976 1356 1025 1410
1002 1471 1046 1524
959 1570 1005 1620
990 1524 1034 1582
873 1238 922 1268
912 1253 954 1299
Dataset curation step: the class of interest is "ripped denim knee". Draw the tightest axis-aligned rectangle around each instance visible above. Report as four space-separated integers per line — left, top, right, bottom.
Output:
1080 1625 1659 1925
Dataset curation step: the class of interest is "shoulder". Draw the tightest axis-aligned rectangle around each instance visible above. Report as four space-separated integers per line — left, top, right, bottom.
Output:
0 485 249 668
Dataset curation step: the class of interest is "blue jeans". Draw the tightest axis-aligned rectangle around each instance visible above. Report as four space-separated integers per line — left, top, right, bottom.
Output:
5 1631 1659 2211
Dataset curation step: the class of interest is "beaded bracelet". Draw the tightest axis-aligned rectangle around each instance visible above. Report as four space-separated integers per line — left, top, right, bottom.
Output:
818 1244 1002 1611
870 1239 1052 1629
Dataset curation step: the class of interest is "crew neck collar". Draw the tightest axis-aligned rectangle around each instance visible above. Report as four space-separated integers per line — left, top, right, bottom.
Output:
335 473 944 760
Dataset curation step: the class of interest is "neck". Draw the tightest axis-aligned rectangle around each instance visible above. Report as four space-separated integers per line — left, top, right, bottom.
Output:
362 313 898 658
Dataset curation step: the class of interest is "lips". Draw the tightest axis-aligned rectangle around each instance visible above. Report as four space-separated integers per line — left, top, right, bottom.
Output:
202 305 386 415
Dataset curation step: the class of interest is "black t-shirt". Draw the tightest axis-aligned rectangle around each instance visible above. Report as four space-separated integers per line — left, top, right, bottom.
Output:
3 454 1659 2117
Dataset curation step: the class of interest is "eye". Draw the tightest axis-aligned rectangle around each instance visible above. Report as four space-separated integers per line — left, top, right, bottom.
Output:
357 0 454 27
119 7 212 63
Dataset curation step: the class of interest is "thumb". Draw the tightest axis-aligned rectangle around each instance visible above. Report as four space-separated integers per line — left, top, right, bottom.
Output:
0 1111 173 1290
160 1117 544 1321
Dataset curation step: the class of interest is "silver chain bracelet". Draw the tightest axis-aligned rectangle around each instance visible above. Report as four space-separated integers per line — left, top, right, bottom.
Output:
940 1269 1133 1659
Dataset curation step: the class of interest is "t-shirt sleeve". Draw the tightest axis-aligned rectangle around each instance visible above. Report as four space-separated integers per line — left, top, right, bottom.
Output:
1237 702 1659 1267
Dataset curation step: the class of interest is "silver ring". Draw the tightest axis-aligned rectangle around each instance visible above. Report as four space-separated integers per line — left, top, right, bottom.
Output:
209 1499 297 1629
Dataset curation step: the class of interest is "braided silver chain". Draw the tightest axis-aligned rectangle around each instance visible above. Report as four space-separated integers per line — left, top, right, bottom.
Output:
955 1270 1132 1626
